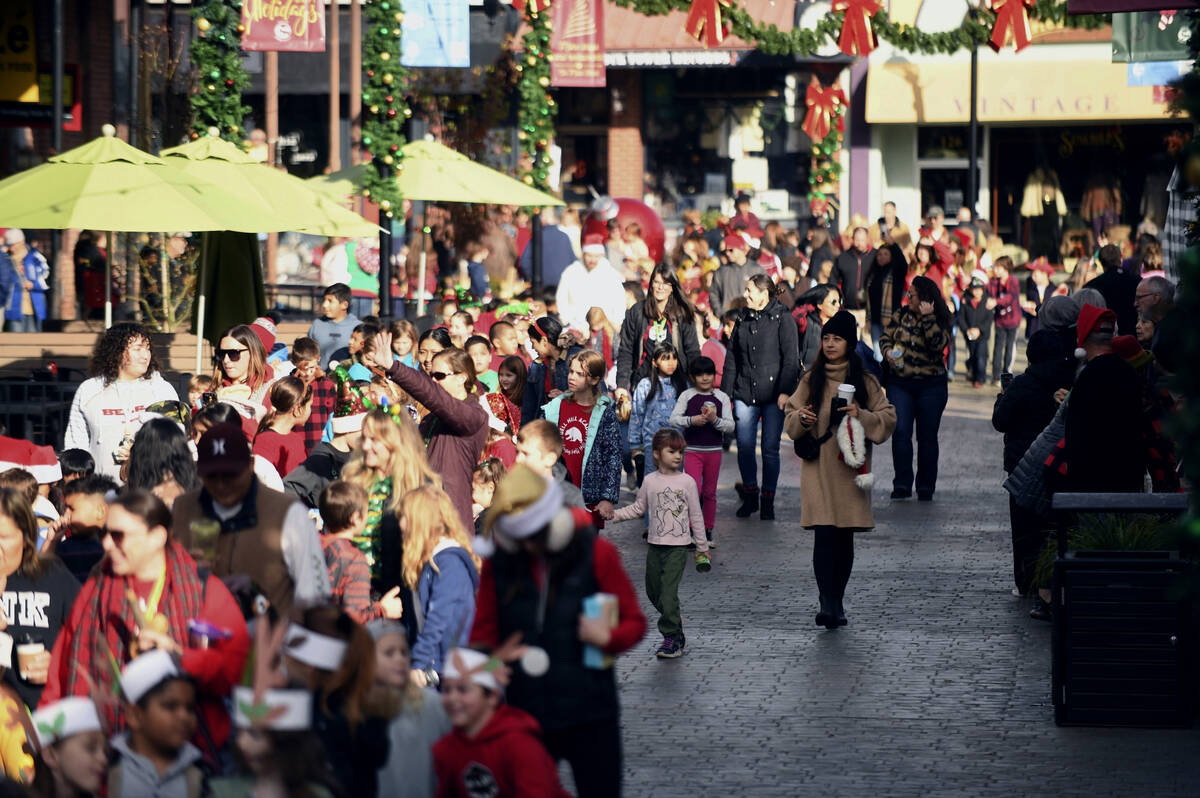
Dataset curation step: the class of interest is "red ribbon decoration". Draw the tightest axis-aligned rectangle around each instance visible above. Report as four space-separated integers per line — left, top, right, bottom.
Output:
684 0 731 49
511 0 552 12
832 0 881 57
989 0 1035 52
802 81 847 142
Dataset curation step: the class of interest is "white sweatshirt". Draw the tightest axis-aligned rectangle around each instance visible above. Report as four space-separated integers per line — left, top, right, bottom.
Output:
63 374 179 480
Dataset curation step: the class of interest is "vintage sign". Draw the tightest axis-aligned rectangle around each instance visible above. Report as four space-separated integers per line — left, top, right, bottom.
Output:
241 0 326 53
551 0 605 88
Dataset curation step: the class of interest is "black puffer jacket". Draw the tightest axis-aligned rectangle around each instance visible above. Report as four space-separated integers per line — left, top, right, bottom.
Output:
616 308 701 393
721 298 801 406
991 359 1072 473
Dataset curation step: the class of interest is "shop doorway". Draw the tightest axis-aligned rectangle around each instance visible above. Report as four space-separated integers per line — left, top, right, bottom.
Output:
559 129 608 204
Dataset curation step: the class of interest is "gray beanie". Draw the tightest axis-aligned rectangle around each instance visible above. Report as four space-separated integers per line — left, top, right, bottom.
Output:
366 619 406 641
1071 288 1106 312
1038 295 1078 332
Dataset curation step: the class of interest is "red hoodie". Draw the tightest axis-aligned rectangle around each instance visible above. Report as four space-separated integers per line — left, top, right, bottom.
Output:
434 704 569 798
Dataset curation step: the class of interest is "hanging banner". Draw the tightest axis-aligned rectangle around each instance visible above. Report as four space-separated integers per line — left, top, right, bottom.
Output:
1111 11 1192 63
241 0 326 53
401 0 470 67
0 0 38 103
1069 0 1196 11
551 0 605 88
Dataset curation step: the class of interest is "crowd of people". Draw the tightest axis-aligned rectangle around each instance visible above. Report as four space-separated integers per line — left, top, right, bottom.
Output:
0 196 1185 796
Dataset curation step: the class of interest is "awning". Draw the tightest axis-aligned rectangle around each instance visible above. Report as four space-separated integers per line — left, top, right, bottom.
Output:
866 56 1176 124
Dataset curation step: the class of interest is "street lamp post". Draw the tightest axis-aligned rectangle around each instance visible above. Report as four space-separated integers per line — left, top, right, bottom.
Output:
967 6 979 221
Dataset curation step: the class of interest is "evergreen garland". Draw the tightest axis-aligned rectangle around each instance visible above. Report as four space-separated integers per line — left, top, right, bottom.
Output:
516 7 556 190
610 0 1105 56
188 0 251 143
808 104 845 225
361 0 410 218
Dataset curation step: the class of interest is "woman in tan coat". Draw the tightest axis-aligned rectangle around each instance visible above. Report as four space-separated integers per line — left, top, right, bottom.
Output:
785 310 896 630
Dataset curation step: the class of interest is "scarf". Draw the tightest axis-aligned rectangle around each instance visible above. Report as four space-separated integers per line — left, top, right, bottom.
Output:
590 329 613 371
63 540 206 730
358 475 393 579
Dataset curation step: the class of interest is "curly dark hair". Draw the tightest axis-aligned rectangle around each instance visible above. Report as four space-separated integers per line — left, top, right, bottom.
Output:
88 323 160 385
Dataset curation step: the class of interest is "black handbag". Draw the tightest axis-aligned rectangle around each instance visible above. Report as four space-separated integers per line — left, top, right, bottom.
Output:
793 426 833 461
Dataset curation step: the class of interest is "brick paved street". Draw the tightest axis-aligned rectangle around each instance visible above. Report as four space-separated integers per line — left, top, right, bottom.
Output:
603 380 1200 797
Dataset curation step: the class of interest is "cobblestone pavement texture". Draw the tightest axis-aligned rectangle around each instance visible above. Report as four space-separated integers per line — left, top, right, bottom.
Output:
597 380 1200 797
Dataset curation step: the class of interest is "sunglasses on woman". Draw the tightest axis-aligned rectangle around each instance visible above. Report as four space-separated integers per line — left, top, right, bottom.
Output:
430 371 459 382
216 347 248 363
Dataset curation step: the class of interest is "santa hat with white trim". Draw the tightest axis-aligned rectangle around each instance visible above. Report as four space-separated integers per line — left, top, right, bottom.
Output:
0 437 62 484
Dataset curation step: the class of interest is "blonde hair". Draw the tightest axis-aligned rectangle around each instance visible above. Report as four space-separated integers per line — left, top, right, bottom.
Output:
399 484 480 589
571 349 607 381
585 307 616 338
343 408 441 512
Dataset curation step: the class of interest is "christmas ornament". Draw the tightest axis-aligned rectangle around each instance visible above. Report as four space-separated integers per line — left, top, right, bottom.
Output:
833 0 881 56
988 0 1035 53
197 17 211 32
683 0 730 48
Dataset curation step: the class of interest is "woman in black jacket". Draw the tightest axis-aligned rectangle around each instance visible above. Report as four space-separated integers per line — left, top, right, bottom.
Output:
721 274 801 520
991 329 1072 597
794 284 843 370
615 263 699 404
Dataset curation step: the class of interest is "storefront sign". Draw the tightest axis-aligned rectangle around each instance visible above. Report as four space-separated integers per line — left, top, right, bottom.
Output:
1112 12 1192 63
866 57 1174 123
551 0 605 87
605 50 741 67
241 0 326 53
0 0 38 104
401 0 469 68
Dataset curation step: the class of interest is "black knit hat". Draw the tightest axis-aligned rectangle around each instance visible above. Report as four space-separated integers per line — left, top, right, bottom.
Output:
822 310 858 344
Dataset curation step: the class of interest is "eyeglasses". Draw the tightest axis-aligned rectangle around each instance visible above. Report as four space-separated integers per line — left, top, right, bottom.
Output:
1134 293 1153 301
217 347 248 362
430 371 459 382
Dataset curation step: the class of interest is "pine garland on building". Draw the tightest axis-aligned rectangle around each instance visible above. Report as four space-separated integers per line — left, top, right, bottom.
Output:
361 0 410 218
188 0 251 142
808 114 844 225
516 6 556 190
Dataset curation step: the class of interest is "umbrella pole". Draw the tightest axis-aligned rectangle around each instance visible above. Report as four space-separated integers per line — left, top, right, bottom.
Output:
194 234 207 376
416 209 428 317
105 230 113 329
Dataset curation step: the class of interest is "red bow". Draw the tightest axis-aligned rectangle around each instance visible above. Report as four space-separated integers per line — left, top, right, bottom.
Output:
684 0 731 48
989 0 1034 52
511 0 552 13
803 82 846 142
833 0 881 57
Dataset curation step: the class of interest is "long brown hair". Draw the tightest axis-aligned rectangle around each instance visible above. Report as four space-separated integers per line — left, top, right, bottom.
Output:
399 485 480 589
256 376 312 437
212 324 269 390
497 354 527 406
431 348 478 395
299 606 380 732
0 487 44 578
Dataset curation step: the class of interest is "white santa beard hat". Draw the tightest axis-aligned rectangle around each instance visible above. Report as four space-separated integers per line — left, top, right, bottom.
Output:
330 412 366 434
121 649 182 705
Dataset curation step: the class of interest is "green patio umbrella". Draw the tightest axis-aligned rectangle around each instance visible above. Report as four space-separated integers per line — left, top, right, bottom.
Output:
307 139 563 314
306 139 564 206
0 127 295 329
160 137 380 238
160 136 382 364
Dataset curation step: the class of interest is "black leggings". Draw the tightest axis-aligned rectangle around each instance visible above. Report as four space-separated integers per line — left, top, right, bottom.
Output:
813 526 855 600
545 716 623 798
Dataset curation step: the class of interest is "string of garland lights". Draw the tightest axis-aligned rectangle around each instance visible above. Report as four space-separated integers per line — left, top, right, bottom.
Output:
801 81 846 224
361 0 411 218
515 1 556 190
188 0 251 143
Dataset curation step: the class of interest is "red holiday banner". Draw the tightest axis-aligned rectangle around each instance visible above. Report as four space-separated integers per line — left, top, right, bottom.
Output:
241 0 326 53
551 0 605 88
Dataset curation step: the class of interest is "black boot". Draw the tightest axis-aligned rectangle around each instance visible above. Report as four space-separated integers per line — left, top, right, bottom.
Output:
834 597 848 626
760 490 775 521
815 595 838 629
735 483 759 518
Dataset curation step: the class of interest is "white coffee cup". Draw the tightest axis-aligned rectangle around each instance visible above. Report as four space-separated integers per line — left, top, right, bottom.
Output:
0 632 12 670
16 642 44 680
837 384 856 403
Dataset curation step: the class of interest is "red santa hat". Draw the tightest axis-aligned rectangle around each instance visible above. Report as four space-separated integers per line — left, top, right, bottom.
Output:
0 437 62 484
1075 304 1116 357
250 316 277 352
582 233 606 256
723 233 749 251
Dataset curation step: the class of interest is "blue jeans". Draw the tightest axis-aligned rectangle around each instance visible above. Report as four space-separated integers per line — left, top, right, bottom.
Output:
350 295 375 319
734 400 785 493
992 325 1018 382
886 374 949 497
4 315 40 332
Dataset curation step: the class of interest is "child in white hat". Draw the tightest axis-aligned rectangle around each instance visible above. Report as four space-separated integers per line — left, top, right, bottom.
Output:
109 649 204 798
31 696 108 795
432 648 568 798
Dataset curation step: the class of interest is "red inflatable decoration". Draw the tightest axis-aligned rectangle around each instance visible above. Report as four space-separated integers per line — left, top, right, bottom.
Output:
582 196 666 265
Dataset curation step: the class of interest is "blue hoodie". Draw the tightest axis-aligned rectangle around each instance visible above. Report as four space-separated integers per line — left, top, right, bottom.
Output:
412 541 480 674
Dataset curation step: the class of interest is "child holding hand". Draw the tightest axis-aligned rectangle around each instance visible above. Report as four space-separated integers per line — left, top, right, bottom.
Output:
318 480 406 625
607 428 709 659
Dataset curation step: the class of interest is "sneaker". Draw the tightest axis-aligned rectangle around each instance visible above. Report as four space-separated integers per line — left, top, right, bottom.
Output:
656 636 682 659
706 528 716 548
890 488 912 500
1011 587 1026 598
678 631 686 652
1029 597 1052 622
